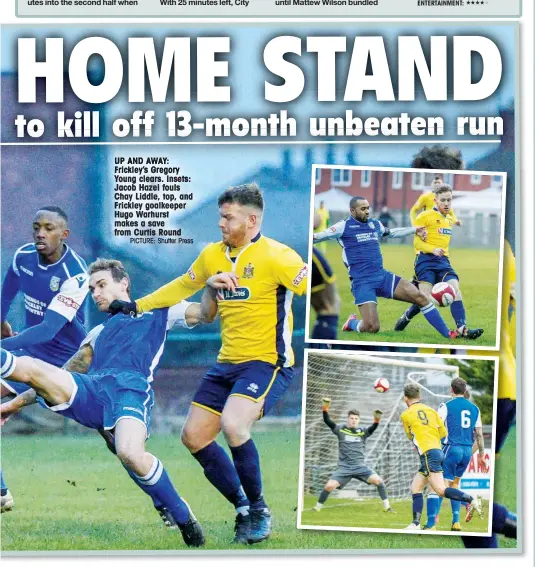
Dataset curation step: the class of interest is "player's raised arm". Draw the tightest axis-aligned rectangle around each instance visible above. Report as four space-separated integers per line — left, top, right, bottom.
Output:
134 248 210 314
312 220 346 243
165 297 218 330
410 195 425 226
322 398 337 432
1 274 89 351
365 409 383 437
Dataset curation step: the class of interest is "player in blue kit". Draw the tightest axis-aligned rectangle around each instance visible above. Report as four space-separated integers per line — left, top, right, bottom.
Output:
1 206 89 513
424 377 487 531
0 258 217 547
312 197 457 340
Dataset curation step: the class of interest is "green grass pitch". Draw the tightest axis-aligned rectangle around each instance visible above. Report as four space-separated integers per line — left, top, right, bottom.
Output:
309 242 500 347
1 425 516 552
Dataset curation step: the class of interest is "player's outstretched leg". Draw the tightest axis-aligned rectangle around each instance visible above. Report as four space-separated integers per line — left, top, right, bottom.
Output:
97 429 178 529
367 474 393 512
0 469 13 514
393 280 452 338
405 493 424 530
114 418 204 547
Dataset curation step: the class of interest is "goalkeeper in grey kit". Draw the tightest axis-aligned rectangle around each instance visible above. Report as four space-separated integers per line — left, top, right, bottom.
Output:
314 398 394 512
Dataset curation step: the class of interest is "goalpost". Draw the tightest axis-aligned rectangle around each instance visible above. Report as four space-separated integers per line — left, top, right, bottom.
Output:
303 352 459 501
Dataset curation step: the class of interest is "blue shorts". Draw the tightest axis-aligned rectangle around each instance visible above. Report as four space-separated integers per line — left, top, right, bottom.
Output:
418 448 445 477
415 254 459 286
46 370 154 433
192 361 294 417
351 269 401 306
442 444 472 481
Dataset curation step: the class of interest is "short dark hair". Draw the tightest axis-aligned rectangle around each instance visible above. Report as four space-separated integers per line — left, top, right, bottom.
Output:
37 206 68 223
411 146 463 171
451 377 468 395
433 184 453 197
88 258 131 295
404 383 420 400
349 196 367 208
217 183 264 212
348 409 360 417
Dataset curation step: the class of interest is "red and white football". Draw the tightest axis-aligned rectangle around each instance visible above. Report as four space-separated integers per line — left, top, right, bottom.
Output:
431 282 456 307
374 377 390 393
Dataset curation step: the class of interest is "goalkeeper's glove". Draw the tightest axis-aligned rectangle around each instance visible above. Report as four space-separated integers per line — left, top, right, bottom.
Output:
373 409 383 423
109 300 138 317
321 397 331 412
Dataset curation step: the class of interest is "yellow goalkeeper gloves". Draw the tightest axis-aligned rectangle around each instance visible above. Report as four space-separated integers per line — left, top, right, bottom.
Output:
321 397 331 412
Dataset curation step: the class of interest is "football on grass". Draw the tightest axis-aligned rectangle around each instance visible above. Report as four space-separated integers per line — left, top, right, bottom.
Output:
431 282 456 307
374 378 390 393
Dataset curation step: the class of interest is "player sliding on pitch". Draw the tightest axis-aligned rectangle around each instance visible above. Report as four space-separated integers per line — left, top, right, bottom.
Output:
395 184 483 339
400 382 483 530
314 398 393 513
0 259 221 547
312 196 462 340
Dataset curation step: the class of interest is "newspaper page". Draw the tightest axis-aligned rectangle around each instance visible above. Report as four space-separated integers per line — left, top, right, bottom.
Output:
0 1 533 567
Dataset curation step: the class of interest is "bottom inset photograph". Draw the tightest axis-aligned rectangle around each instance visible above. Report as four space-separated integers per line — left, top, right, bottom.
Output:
298 351 498 537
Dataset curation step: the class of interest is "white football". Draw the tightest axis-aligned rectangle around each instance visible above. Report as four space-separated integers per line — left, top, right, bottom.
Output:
374 377 390 393
431 282 456 307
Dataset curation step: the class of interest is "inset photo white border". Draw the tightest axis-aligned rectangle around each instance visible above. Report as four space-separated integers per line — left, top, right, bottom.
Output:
305 165 507 351
297 350 499 538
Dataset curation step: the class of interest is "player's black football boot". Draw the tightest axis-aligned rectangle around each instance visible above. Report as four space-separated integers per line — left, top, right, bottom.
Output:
394 313 411 331
178 512 205 547
248 507 272 544
156 506 178 529
232 512 250 544
457 326 484 340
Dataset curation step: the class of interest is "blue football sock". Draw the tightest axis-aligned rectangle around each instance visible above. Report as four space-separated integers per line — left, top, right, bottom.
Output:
426 493 439 527
193 441 249 509
450 300 466 328
1 349 16 379
0 469 7 495
312 315 339 340
412 493 424 524
451 498 461 524
230 439 266 510
123 464 163 508
133 457 191 525
348 317 360 331
318 489 330 504
444 487 472 503
420 303 451 338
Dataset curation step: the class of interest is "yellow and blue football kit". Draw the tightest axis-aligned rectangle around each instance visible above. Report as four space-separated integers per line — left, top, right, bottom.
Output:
136 233 308 415
413 208 458 285
401 402 447 476
410 192 458 226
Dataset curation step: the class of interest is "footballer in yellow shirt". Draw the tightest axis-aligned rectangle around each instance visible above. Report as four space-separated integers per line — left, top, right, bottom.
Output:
396 184 483 340
109 183 308 545
401 382 482 530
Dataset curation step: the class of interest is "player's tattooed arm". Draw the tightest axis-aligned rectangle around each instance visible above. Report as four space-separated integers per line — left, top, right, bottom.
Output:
0 388 37 425
63 344 93 373
184 295 217 326
474 426 489 473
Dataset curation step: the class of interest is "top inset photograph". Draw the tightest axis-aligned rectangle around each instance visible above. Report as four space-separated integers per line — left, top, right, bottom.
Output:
307 162 506 350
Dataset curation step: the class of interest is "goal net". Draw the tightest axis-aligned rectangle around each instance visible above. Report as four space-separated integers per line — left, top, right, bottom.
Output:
303 352 459 501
